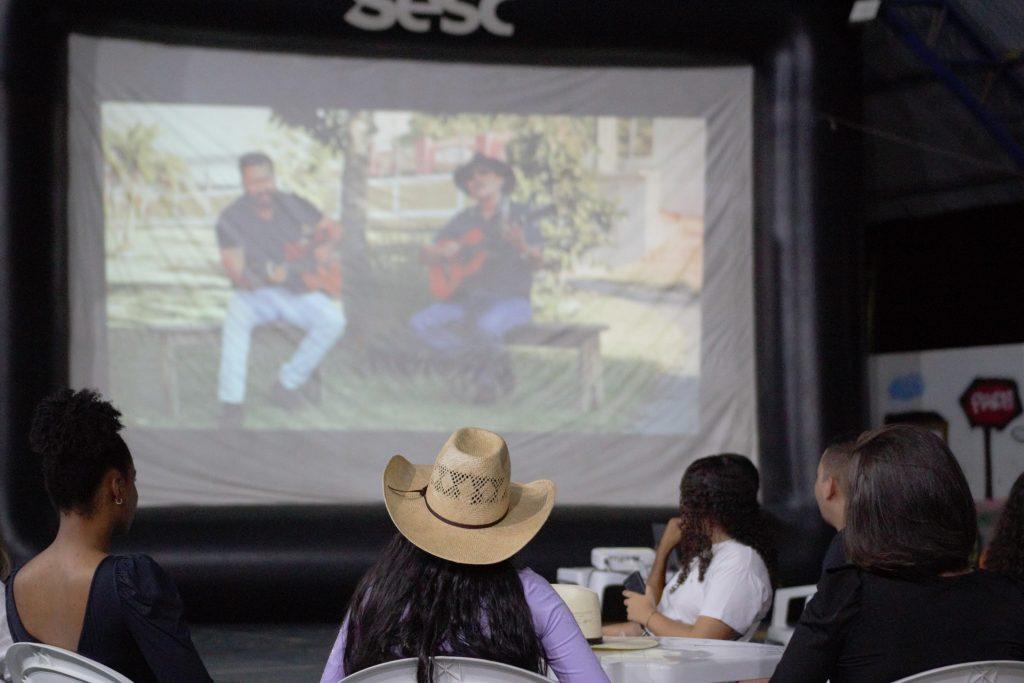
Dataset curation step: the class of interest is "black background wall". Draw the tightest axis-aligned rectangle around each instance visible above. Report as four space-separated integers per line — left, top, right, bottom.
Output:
0 0 865 620
868 200 1024 354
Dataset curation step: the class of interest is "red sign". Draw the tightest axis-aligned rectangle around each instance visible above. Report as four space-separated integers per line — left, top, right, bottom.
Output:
960 378 1022 430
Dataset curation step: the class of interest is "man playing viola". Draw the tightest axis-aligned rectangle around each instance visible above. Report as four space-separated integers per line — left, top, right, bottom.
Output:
216 152 346 427
409 153 543 403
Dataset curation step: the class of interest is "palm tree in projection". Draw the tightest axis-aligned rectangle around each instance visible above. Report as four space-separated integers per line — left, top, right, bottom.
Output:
103 123 192 253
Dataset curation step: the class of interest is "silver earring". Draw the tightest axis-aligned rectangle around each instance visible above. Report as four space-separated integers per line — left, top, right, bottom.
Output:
114 498 124 506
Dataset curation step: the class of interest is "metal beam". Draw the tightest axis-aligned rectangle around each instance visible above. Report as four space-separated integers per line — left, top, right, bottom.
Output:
884 0 1024 99
881 3 1024 170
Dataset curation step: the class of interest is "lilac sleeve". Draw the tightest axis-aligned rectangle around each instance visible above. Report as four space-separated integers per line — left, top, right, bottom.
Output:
319 615 349 683
518 569 610 683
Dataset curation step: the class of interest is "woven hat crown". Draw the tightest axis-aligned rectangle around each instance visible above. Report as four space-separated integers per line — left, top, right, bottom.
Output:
425 427 511 527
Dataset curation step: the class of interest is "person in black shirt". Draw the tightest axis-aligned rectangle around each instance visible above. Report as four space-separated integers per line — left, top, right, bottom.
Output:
7 389 211 682
216 152 345 426
771 425 1024 683
813 440 854 577
409 154 543 403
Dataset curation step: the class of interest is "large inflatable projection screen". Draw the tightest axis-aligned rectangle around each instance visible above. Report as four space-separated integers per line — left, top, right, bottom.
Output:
68 36 756 506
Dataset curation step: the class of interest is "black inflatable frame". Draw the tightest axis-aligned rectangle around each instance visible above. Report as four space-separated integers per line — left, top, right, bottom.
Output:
0 0 865 620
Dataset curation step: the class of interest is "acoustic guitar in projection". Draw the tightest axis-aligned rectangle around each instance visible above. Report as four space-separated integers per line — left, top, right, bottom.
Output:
275 223 343 297
427 205 555 301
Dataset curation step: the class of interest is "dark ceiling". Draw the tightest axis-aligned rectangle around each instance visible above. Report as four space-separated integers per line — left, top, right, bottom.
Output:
860 0 1024 221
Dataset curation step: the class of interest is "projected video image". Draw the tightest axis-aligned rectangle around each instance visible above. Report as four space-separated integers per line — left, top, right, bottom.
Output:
70 37 753 505
102 106 704 434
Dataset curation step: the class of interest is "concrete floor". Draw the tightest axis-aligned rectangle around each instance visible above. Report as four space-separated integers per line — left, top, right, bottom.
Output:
192 623 340 682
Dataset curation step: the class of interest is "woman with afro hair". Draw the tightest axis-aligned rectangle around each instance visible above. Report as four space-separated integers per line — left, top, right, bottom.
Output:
5 388 211 682
604 453 776 641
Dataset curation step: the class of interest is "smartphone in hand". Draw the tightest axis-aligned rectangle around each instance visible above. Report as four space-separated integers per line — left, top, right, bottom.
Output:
623 570 646 595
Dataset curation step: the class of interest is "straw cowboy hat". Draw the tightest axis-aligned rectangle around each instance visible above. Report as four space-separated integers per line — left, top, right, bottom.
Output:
383 427 555 565
452 153 517 195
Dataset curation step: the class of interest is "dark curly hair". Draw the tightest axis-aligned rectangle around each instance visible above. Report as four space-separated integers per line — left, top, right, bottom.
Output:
29 388 133 514
985 470 1024 580
674 454 776 586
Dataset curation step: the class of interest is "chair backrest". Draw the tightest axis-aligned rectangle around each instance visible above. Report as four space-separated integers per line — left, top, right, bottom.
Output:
892 661 1024 683
340 657 551 682
765 584 817 646
4 643 132 683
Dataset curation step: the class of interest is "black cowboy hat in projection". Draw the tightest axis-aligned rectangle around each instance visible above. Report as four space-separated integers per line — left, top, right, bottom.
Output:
383 427 555 565
452 153 517 195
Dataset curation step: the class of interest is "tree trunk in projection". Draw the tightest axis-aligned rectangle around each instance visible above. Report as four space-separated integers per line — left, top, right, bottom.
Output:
340 111 373 350
270 106 375 353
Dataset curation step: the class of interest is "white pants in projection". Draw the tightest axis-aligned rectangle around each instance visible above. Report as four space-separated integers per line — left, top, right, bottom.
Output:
218 287 346 404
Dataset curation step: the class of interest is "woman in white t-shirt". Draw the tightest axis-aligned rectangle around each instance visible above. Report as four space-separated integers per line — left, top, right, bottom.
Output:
605 454 775 641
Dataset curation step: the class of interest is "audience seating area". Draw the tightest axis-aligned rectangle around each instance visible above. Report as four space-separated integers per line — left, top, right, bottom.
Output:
123 502 837 623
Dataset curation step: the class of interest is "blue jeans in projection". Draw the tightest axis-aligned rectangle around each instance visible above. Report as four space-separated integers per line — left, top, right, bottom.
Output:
409 297 532 354
409 297 531 400
218 287 346 404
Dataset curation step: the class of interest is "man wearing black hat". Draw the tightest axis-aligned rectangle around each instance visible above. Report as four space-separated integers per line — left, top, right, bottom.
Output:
409 153 544 403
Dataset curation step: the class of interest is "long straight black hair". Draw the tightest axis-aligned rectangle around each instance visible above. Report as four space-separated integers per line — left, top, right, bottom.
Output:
342 533 546 682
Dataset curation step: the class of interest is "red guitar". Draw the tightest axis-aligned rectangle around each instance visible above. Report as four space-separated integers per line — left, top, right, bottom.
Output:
270 222 343 297
425 205 554 301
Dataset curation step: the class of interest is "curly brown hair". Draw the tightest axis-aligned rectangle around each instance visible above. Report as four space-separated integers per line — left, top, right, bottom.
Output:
674 454 776 586
985 470 1024 580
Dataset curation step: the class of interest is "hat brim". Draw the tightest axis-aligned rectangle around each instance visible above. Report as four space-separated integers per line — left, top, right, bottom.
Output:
383 455 555 565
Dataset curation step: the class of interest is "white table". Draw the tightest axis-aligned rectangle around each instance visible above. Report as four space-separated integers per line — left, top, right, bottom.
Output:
596 638 785 683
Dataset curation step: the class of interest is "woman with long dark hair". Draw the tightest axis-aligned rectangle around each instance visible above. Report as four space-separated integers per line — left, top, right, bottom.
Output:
319 428 607 683
771 425 1024 683
605 453 776 640
983 470 1024 580
5 389 211 682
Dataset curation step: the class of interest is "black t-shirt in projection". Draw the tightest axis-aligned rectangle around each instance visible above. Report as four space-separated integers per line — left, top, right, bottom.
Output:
771 567 1024 683
434 201 543 306
215 192 323 291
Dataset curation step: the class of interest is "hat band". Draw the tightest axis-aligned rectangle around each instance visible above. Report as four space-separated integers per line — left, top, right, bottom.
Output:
388 485 510 530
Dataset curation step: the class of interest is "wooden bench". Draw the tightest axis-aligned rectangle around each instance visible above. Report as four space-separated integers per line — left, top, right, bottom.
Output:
117 322 322 419
505 322 609 411
125 320 607 416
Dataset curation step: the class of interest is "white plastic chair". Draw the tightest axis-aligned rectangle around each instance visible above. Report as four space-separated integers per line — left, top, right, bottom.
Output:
892 660 1024 682
4 643 132 683
340 656 551 682
765 584 816 646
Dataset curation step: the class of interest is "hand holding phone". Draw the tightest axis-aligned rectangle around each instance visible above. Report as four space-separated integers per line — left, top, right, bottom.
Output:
623 570 646 595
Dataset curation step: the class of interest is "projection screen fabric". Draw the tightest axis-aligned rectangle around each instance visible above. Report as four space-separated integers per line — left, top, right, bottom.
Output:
68 36 755 507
